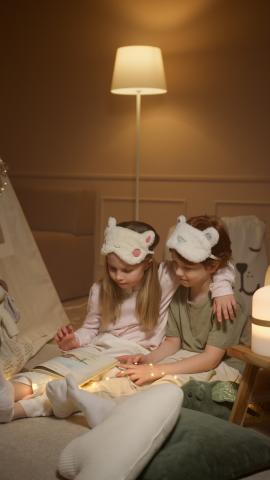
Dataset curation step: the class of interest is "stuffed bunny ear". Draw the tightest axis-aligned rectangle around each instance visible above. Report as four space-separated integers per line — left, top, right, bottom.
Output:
177 215 186 224
203 227 219 247
108 217 117 228
142 230 155 246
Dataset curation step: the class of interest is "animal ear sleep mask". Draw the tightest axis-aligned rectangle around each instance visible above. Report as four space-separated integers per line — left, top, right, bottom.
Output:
101 217 155 265
166 215 219 262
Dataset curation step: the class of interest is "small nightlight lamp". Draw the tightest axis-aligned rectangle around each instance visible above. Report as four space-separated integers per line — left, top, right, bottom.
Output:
111 45 167 220
251 267 270 357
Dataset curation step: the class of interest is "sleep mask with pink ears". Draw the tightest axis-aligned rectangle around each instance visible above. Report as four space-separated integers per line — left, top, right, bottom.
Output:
101 217 155 265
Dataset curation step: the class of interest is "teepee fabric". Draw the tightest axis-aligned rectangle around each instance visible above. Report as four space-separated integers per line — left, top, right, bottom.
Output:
0 179 68 376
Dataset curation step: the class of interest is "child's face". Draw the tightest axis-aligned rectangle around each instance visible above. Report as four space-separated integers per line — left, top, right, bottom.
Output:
107 253 149 290
171 251 215 288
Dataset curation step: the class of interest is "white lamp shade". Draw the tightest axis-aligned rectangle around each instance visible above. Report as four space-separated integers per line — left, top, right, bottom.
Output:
251 285 270 357
252 285 270 321
111 46 167 95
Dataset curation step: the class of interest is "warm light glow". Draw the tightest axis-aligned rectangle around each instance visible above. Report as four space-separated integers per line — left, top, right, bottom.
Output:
111 46 167 95
251 285 270 357
252 285 270 321
252 324 270 357
265 265 270 286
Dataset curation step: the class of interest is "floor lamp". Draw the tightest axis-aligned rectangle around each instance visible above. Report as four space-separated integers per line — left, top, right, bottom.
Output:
111 46 167 220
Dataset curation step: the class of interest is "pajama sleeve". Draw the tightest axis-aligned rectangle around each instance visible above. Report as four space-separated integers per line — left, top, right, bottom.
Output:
210 262 235 297
74 283 101 346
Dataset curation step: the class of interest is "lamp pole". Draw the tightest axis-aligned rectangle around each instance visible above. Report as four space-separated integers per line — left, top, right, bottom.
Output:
135 92 141 220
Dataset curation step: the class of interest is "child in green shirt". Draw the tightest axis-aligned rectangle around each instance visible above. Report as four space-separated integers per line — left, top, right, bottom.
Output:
118 215 250 386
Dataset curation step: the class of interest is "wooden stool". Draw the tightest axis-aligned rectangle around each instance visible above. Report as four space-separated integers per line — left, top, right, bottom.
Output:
227 345 270 425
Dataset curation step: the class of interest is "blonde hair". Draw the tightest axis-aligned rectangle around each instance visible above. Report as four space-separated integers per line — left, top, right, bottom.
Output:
99 221 161 332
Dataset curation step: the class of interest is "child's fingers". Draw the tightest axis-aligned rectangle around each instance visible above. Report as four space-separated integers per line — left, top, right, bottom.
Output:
62 325 71 336
117 355 143 364
215 303 223 322
231 299 238 315
227 303 236 320
58 325 73 338
56 326 67 339
132 355 144 364
117 363 133 371
117 355 131 364
116 368 131 378
56 330 64 340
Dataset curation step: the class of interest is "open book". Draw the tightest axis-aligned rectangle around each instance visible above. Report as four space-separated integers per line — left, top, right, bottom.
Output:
33 352 118 387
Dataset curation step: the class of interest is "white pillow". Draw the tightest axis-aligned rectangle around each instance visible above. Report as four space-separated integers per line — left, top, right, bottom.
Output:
58 383 183 480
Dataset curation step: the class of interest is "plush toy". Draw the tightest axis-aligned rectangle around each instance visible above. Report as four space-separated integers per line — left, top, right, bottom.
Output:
182 379 239 420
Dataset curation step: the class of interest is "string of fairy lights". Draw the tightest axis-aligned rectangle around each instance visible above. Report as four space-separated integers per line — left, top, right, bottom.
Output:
0 158 8 194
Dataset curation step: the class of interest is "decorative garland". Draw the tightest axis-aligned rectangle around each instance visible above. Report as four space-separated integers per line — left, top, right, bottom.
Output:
0 158 8 194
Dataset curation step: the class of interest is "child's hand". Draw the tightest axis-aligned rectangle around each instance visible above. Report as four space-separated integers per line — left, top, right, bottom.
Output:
213 294 237 322
117 354 146 365
116 363 164 386
54 325 80 351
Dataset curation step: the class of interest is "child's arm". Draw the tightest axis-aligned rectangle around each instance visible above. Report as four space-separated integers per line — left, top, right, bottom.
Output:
210 262 237 322
119 344 225 386
55 283 101 350
144 336 181 363
118 336 181 366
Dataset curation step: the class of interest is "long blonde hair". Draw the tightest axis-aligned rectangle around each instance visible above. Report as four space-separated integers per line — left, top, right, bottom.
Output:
99 221 161 332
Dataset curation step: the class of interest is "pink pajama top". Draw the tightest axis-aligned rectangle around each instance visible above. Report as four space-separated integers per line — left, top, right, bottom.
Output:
74 261 234 351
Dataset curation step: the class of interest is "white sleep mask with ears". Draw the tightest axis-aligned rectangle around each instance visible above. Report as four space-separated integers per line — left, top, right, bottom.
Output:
101 217 155 265
166 215 219 262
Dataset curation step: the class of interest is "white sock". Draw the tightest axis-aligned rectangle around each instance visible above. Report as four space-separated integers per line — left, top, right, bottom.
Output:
19 391 53 418
46 377 78 418
66 375 116 428
0 370 14 423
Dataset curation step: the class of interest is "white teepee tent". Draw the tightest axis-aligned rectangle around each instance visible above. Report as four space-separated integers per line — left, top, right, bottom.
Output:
0 178 68 376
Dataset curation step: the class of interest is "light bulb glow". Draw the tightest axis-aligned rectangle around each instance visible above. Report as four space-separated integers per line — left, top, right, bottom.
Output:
251 285 270 357
111 46 167 95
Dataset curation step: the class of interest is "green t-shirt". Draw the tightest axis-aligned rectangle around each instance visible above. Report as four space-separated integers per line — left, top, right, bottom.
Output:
166 287 251 373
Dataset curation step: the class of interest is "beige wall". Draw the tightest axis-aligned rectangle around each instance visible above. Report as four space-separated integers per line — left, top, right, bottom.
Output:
0 0 269 277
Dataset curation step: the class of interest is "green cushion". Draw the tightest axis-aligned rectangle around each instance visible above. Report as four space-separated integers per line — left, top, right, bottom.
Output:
139 408 270 480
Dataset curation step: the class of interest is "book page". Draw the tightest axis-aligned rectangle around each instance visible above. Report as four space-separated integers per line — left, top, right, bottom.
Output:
33 354 117 386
